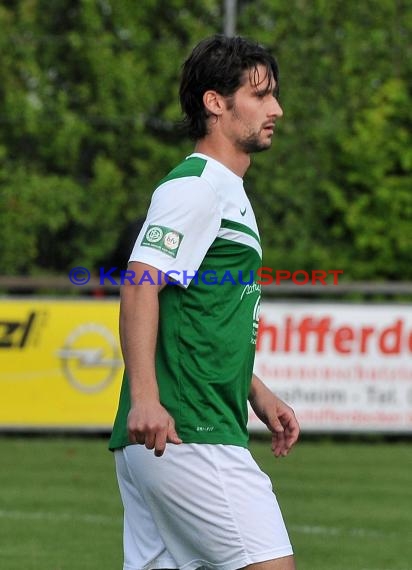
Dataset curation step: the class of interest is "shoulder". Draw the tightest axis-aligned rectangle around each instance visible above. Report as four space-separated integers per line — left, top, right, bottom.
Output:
157 156 209 186
152 160 219 214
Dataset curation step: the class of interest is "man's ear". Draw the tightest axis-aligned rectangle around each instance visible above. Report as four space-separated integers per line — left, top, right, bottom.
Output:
203 90 225 116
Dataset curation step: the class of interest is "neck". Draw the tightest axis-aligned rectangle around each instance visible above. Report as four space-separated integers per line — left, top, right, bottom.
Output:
194 136 251 178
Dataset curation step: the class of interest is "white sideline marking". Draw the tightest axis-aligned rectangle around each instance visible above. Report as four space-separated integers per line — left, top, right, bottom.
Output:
1 511 409 570
0 509 121 526
0 511 393 539
0 510 405 546
0 511 389 536
290 524 394 539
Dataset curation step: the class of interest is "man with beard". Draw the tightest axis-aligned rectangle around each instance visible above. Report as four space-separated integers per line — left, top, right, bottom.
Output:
110 34 300 570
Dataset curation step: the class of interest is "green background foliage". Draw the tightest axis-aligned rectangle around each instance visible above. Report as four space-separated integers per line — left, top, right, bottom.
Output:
0 0 411 278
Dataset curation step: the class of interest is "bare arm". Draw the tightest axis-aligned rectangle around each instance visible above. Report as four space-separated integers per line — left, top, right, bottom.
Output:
120 261 182 456
249 374 300 457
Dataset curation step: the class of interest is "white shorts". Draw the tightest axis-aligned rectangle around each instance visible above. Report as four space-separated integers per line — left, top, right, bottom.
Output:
114 443 293 570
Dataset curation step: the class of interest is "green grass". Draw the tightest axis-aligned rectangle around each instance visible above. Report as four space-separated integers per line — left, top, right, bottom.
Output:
253 439 412 570
0 437 411 570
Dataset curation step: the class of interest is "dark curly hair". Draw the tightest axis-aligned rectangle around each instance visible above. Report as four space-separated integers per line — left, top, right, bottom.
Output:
179 35 279 140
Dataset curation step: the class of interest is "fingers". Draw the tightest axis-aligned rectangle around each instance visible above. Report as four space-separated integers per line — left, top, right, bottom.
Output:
127 414 182 457
127 427 140 445
272 427 295 457
167 418 183 445
267 413 286 457
270 411 300 457
144 432 156 450
271 423 287 458
154 429 167 457
285 416 300 449
154 418 183 457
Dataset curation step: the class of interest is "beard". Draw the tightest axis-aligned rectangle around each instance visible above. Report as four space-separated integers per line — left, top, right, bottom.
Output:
235 131 272 154
230 105 273 154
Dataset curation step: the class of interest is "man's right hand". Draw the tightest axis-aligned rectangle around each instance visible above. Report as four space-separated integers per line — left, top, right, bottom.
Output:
127 401 182 457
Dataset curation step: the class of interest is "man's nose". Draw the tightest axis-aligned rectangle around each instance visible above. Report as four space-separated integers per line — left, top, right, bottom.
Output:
272 98 283 118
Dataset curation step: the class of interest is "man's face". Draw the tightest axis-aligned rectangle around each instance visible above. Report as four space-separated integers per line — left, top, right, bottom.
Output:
223 64 283 154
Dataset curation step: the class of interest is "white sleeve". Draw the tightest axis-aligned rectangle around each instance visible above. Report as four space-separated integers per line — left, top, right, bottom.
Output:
129 176 221 287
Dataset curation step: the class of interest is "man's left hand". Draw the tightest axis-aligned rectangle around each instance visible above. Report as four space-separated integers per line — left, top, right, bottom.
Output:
249 374 300 457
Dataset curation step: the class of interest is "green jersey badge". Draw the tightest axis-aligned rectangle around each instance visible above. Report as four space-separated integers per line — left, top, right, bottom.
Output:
141 225 183 258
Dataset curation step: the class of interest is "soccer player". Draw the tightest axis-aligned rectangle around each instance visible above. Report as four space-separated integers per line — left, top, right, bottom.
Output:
110 35 300 570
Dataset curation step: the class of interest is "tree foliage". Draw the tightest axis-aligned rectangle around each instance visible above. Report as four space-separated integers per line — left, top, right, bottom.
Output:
240 0 412 279
0 0 411 280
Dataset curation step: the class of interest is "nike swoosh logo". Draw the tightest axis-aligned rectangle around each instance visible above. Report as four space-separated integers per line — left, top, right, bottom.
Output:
240 208 247 216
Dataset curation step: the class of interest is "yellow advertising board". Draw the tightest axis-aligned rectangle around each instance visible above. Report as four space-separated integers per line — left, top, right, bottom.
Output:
5 298 410 434
0 299 123 429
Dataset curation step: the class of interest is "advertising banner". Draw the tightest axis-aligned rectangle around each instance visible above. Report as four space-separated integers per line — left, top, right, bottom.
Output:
0 299 123 429
1 299 411 433
251 303 412 433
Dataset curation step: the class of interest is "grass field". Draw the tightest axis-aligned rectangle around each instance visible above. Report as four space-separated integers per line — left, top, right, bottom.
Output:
0 436 411 570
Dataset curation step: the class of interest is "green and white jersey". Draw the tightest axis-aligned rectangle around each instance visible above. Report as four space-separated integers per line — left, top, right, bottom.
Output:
109 153 262 450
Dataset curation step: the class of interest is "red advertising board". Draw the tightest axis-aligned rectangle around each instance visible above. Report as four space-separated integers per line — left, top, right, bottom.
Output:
250 303 412 433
